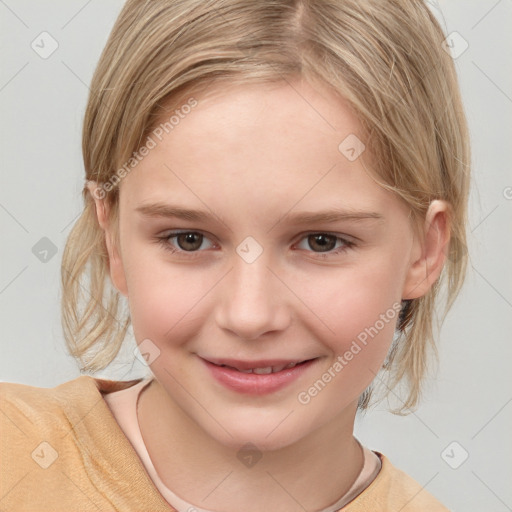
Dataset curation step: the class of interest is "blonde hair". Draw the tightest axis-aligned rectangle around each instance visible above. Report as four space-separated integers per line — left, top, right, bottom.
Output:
61 0 470 413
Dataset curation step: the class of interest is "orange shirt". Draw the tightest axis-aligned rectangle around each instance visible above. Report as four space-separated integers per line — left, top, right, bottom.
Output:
1 376 449 511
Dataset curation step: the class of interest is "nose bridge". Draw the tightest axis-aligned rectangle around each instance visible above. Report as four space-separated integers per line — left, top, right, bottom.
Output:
215 245 289 339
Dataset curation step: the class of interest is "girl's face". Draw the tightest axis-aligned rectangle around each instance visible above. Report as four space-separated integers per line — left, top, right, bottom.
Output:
102 78 441 451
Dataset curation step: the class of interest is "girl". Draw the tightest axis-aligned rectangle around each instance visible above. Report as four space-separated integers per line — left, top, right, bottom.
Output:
1 0 470 510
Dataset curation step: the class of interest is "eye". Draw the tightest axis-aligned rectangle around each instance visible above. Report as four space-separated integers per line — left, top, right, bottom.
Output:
294 233 355 258
157 231 215 256
156 230 355 259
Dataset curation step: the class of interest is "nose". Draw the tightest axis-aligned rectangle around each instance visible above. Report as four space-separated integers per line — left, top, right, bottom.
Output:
215 249 291 340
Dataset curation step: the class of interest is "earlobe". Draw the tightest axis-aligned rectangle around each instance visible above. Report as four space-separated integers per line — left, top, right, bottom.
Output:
86 181 129 297
402 200 451 300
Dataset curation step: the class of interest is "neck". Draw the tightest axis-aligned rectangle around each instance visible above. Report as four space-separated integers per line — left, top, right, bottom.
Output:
137 378 363 512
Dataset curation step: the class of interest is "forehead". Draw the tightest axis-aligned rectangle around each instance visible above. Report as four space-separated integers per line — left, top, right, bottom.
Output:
118 79 401 222
177 78 363 141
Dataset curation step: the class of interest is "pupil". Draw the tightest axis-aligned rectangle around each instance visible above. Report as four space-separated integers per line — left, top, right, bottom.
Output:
175 234 336 252
178 233 202 251
310 234 335 252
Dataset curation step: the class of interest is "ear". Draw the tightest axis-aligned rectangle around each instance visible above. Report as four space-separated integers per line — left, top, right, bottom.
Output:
86 181 128 296
402 200 451 300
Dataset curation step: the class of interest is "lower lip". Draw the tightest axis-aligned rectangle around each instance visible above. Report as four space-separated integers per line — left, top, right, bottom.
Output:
201 358 318 395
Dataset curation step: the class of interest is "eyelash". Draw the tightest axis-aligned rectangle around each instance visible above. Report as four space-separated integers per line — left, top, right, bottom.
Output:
156 230 356 260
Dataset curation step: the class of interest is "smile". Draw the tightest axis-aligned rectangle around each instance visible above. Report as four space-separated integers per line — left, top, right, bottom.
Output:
200 357 319 395
216 361 310 374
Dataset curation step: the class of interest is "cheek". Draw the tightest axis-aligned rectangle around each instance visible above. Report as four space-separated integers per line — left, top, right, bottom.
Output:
326 296 399 384
122 244 210 342
303 257 404 367
297 281 402 412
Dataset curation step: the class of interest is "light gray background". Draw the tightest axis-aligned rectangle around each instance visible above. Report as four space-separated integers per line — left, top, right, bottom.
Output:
1 1 511 510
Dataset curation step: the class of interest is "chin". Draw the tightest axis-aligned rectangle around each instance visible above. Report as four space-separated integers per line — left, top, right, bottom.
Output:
204 417 309 454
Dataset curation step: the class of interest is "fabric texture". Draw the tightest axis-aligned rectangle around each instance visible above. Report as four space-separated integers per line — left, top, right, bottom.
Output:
1 376 450 511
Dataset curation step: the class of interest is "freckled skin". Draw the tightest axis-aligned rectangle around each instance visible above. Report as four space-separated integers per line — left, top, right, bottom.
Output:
90 77 449 511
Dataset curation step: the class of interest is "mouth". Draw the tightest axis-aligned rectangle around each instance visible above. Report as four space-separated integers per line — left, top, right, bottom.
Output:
200 356 320 395
202 357 318 374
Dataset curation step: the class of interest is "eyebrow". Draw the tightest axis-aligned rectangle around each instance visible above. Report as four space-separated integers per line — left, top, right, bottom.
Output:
136 202 385 225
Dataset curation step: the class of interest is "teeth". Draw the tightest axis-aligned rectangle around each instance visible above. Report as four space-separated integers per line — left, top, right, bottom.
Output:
252 367 273 374
233 362 301 374
219 362 305 373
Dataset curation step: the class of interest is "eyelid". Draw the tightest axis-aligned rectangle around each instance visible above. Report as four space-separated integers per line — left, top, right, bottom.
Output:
157 229 357 259
292 230 358 244
160 229 358 243
292 232 356 255
160 229 217 250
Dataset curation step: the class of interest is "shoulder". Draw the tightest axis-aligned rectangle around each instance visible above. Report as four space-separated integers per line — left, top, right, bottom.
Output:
342 452 450 512
0 376 171 511
1 376 95 436
0 376 101 507
0 375 145 437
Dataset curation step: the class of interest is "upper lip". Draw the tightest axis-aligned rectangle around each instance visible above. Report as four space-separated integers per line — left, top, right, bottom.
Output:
201 357 316 371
